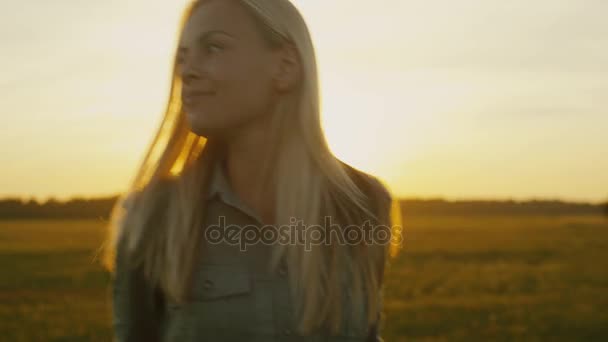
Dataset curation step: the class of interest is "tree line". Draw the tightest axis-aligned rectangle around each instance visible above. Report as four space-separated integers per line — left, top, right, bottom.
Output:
0 196 606 219
398 198 608 217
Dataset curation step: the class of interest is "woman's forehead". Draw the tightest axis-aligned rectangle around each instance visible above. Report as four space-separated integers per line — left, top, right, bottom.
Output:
180 1 254 47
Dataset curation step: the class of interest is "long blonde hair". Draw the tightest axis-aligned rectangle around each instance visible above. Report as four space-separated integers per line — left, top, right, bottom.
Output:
99 0 403 335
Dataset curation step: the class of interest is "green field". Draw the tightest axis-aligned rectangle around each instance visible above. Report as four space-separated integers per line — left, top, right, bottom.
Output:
1 216 607 341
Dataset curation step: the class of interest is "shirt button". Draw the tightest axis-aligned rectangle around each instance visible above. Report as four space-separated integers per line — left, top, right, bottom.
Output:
203 279 214 290
278 264 288 277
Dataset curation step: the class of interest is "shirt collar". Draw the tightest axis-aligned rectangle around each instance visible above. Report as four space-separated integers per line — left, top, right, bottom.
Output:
205 157 231 201
205 157 264 224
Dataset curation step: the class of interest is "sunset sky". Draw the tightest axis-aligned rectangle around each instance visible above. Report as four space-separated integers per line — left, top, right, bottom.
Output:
1 0 606 203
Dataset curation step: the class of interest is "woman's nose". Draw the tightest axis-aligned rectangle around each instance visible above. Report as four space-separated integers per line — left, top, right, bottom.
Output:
180 54 204 86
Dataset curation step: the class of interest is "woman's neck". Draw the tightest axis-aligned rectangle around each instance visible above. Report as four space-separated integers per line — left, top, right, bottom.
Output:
222 120 277 225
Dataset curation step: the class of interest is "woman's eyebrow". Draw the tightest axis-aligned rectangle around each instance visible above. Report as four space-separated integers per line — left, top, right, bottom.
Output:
178 30 235 52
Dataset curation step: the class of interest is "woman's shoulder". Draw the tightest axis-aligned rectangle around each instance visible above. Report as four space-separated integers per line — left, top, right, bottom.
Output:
120 177 177 211
115 177 177 264
339 161 392 205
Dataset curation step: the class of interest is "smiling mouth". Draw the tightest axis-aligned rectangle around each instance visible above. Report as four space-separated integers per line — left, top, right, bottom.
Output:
183 93 212 106
183 94 201 106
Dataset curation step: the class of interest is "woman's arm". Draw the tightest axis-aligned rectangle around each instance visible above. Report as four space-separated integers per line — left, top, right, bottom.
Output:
365 175 393 342
111 236 165 342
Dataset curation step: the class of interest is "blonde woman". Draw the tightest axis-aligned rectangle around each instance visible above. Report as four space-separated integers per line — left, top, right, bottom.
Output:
100 0 402 341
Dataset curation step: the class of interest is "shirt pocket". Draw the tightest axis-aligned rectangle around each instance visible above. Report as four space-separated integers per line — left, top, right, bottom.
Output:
192 263 252 301
164 263 255 340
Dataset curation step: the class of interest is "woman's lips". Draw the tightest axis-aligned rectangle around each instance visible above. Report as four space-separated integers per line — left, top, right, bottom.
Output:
183 92 212 106
183 94 201 106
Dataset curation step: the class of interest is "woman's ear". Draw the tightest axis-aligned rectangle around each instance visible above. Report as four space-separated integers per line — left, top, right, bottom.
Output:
273 42 301 92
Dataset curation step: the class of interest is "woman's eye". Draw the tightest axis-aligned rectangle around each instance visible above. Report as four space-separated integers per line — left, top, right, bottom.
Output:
205 43 224 53
175 42 223 65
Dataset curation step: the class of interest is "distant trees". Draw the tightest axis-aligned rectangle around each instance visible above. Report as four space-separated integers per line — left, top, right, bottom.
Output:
1 196 607 219
0 196 118 219
398 199 605 217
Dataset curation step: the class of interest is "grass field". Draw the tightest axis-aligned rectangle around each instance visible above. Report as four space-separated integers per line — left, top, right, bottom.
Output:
0 215 607 341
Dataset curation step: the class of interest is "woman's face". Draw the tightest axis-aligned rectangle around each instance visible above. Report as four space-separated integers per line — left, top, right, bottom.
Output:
178 0 281 139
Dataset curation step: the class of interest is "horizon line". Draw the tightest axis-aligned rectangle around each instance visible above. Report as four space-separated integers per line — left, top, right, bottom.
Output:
1 192 606 206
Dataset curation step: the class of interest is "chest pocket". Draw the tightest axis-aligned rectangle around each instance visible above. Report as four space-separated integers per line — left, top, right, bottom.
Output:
193 264 251 300
164 264 254 340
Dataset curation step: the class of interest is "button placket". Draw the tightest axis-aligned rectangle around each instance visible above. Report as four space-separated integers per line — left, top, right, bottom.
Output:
271 258 295 339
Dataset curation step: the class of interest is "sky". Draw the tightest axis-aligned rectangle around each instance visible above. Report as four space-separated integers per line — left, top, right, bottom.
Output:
1 0 607 203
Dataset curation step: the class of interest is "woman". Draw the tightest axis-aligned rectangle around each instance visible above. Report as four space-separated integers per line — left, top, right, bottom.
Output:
100 0 403 341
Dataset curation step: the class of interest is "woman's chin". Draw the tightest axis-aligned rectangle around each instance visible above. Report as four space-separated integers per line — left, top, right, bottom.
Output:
186 112 209 136
186 113 225 139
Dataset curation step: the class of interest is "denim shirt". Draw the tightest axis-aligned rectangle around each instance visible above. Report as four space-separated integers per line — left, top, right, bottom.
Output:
111 160 385 341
